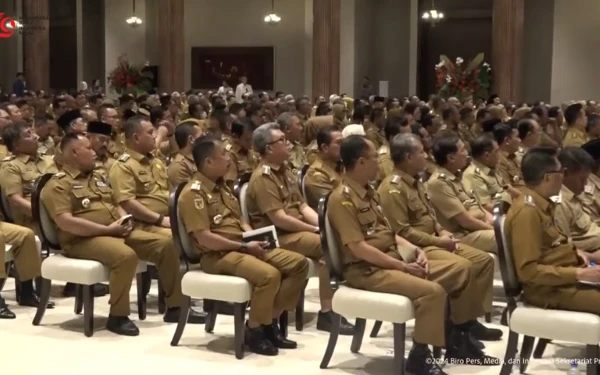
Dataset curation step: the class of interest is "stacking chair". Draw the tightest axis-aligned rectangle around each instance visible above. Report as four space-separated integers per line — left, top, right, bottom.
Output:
318 193 423 375
296 164 309 200
31 173 149 337
169 182 252 359
493 202 600 375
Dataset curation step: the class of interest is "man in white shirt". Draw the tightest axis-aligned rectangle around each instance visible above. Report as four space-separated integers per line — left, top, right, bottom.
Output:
217 80 230 99
235 76 253 103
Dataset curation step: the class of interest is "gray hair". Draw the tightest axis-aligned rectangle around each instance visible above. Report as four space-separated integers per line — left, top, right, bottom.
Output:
253 122 280 155
276 112 296 131
390 133 420 164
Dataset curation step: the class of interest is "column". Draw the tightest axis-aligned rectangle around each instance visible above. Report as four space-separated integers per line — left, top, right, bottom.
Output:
312 0 341 99
22 0 50 92
157 0 184 93
492 0 524 102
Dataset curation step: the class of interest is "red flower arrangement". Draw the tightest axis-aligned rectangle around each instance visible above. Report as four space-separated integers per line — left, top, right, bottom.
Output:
435 53 491 100
107 55 153 96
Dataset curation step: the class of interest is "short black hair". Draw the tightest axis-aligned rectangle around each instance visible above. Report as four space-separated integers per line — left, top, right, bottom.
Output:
229 103 244 117
97 103 115 120
564 103 583 126
340 135 369 170
493 123 514 146
517 119 536 140
188 103 204 118
317 125 340 152
411 123 424 137
421 113 434 128
587 114 600 132
403 103 419 117
531 106 545 119
431 135 460 165
459 107 473 120
150 106 165 126
548 106 561 118
476 108 490 121
34 114 54 127
123 115 148 139
191 134 218 170
521 147 559 186
470 135 496 159
384 115 408 141
210 110 230 131
2 121 28 153
245 101 262 117
174 122 199 149
442 106 457 121
59 132 82 152
558 147 596 174
231 119 251 138
482 118 502 133
369 108 385 123
352 106 366 123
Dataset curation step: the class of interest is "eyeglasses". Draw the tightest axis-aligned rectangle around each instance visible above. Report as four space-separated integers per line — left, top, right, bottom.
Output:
546 168 565 175
267 137 286 145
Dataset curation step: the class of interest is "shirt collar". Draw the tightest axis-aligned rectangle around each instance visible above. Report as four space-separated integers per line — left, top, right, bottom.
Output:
523 187 552 213
560 185 576 202
472 159 493 176
343 175 370 199
436 166 458 180
260 159 283 172
315 155 339 173
16 154 33 163
63 164 84 179
193 171 218 192
395 168 418 187
500 150 516 160
126 148 152 164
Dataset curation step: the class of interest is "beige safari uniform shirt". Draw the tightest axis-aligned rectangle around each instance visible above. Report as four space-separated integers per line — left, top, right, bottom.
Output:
462 160 511 206
553 185 600 252
107 133 126 159
109 148 171 216
303 156 342 210
580 173 600 225
167 153 197 186
305 140 319 165
377 143 393 180
497 150 525 188
225 143 259 184
94 155 116 185
366 126 385 151
37 137 55 156
563 128 589 148
288 141 308 175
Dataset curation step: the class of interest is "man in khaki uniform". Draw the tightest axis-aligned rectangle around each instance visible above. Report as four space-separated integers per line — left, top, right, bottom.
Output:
42 133 204 335
463 136 516 213
304 126 343 210
87 121 116 183
277 112 306 176
54 109 86 170
505 147 600 315
98 104 126 159
34 115 56 156
563 103 589 148
365 108 386 150
377 116 411 180
303 114 335 164
246 123 354 335
167 121 202 186
0 109 11 160
495 123 525 192
554 148 600 254
515 118 541 165
328 135 499 375
179 134 307 356
428 136 497 253
225 120 259 187
378 133 502 343
581 139 600 224
0 121 57 228
110 116 172 238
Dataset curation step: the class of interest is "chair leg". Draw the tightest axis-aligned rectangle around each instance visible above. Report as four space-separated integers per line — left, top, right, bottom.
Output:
170 295 191 346
279 311 288 338
74 285 83 314
586 345 599 375
519 336 535 374
205 300 219 333
14 270 21 303
500 330 519 375
432 346 442 359
32 278 51 325
136 273 147 321
319 311 341 369
350 318 366 353
83 285 94 337
484 312 492 323
392 323 406 375
295 280 307 331
34 276 43 296
533 338 551 359
157 277 166 314
370 320 383 338
233 302 246 360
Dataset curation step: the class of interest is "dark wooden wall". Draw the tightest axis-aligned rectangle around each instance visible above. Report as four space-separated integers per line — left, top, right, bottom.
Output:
417 0 493 98
49 0 77 92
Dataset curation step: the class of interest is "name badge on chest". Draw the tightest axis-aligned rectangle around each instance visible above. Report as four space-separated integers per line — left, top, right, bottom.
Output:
96 180 108 187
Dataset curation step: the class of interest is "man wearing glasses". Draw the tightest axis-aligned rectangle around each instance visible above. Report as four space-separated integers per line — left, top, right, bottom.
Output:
246 123 355 335
98 103 126 159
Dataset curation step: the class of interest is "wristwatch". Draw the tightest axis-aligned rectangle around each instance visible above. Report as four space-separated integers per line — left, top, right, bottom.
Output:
239 242 248 252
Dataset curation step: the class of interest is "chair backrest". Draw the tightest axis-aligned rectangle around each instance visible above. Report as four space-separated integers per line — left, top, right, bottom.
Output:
297 164 309 199
233 172 252 223
492 201 521 299
0 186 14 223
32 173 61 250
317 193 345 285
168 183 200 264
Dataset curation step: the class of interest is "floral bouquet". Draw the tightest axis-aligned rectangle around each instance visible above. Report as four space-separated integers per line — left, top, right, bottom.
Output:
107 55 153 96
435 53 491 100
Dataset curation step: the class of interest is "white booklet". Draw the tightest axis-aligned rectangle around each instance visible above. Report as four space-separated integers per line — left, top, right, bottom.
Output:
579 280 600 286
242 225 279 250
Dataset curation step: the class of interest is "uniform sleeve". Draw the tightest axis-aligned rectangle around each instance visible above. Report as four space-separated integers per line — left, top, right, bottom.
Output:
179 189 210 234
467 175 492 205
167 161 188 186
508 206 577 286
304 170 333 206
378 156 394 179
427 179 466 220
45 158 58 174
496 162 511 188
224 151 239 183
327 191 364 246
41 180 72 217
251 175 284 214
109 162 138 203
379 185 442 248
0 163 23 197
553 203 573 238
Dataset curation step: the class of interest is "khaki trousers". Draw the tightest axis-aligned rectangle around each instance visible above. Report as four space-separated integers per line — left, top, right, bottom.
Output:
460 229 498 254
279 231 334 300
0 222 40 281
63 229 183 316
201 248 309 325
453 243 495 313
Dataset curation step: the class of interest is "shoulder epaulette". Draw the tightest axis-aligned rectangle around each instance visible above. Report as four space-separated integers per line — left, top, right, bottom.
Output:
378 146 388 155
390 175 400 185
550 194 562 204
2 155 15 162
439 173 446 179
342 185 351 195
585 184 595 195
474 168 480 175
309 142 318 150
52 172 66 179
262 165 271 175
524 195 536 207
118 154 130 162
225 144 232 151
191 180 202 192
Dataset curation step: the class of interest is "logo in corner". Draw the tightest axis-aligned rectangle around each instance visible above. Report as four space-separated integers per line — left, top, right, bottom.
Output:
0 13 16 39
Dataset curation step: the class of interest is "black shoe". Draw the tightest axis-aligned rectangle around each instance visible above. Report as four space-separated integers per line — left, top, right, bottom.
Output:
445 330 500 366
316 310 355 336
203 299 235 315
470 320 503 341
106 315 139 336
62 283 108 297
18 292 55 309
163 307 207 324
500 307 509 326
263 319 297 349
0 297 15 319
245 322 278 356
406 345 448 375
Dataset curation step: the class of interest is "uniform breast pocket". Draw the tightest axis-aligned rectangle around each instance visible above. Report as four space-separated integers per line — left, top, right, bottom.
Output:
407 197 426 219
135 173 153 193
22 172 38 195
357 209 377 235
574 214 590 231
71 189 95 213
152 166 169 189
